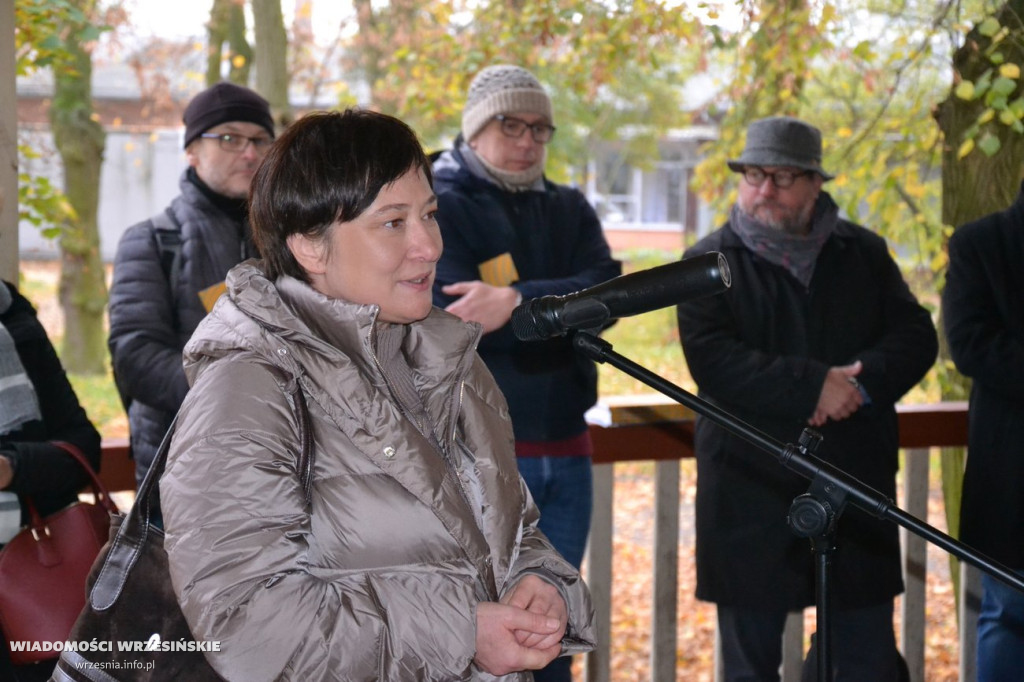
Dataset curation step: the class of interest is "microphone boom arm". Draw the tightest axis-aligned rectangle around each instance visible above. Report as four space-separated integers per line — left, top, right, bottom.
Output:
572 329 1024 649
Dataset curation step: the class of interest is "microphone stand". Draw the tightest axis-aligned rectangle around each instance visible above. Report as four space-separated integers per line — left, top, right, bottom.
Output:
572 330 1024 682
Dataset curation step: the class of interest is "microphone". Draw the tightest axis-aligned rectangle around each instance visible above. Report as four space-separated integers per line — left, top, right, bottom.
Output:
511 251 731 341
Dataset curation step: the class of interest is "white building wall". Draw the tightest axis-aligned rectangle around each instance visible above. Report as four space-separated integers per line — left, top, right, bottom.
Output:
19 126 183 262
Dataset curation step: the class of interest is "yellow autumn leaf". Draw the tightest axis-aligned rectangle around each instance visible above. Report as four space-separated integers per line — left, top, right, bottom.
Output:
958 138 975 159
1000 63 1021 79
837 127 853 138
954 81 975 100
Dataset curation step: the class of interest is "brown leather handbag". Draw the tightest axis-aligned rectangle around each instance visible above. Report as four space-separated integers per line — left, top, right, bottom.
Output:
52 382 313 681
0 441 117 665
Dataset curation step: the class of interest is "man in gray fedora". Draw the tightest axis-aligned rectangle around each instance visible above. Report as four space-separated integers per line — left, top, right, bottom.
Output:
676 116 936 681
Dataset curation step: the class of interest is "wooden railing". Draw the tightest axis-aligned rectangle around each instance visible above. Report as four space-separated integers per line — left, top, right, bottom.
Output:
583 398 976 682
96 400 977 682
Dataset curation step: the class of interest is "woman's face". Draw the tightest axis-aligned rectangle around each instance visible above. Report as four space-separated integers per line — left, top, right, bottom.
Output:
290 166 442 324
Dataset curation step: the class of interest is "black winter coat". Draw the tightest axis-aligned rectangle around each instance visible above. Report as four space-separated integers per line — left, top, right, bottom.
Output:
108 171 257 485
943 184 1024 568
0 282 101 518
431 147 621 442
676 215 937 610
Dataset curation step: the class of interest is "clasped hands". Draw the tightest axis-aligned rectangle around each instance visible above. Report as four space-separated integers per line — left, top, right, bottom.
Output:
474 574 568 676
808 360 864 427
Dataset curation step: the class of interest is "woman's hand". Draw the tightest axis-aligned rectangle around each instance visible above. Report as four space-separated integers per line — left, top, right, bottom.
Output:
500 574 568 650
474 601 562 675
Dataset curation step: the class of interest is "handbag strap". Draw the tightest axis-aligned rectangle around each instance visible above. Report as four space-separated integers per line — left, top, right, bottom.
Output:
89 376 314 611
23 441 120 536
51 440 119 516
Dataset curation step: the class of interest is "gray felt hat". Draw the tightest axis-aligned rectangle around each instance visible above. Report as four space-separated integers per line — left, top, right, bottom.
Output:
727 116 833 180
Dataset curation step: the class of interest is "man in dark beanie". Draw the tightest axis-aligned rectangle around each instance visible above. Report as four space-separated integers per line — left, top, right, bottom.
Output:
108 82 275 485
432 64 618 682
676 116 936 681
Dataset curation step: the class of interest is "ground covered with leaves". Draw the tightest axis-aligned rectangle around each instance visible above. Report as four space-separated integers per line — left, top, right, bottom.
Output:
590 461 961 681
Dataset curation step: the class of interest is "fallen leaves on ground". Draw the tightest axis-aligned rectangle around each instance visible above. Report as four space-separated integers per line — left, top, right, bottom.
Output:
586 461 961 681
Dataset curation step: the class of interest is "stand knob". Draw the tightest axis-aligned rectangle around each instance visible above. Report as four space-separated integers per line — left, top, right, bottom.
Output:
799 428 823 454
788 493 835 538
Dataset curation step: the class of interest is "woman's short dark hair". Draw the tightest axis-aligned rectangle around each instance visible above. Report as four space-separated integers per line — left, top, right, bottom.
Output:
249 109 433 282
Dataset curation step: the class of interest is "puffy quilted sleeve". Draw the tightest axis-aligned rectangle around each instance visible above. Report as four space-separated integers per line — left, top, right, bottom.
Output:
108 221 190 412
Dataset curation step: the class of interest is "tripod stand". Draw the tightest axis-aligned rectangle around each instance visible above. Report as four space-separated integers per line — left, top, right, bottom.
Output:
572 330 1024 682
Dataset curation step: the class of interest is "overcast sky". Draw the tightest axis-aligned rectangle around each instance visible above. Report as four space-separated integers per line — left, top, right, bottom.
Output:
123 0 351 44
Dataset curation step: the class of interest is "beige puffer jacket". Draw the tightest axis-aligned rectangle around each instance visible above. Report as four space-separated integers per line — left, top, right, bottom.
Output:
161 261 595 681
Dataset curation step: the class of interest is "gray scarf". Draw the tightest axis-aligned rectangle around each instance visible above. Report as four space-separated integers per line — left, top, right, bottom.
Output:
731 193 839 287
458 140 546 193
0 284 42 436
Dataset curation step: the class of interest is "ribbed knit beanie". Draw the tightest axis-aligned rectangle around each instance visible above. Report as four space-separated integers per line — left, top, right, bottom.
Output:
461 65 553 143
182 82 275 149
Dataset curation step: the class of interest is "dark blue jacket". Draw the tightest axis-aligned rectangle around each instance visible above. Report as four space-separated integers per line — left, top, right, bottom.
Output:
432 147 621 442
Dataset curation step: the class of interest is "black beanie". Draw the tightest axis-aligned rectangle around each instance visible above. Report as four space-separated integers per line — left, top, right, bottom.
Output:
182 82 275 149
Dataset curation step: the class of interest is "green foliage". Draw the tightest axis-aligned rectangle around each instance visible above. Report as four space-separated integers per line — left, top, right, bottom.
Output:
953 8 1024 158
15 0 111 243
598 249 693 397
695 1 951 266
17 169 76 238
14 0 85 74
340 0 700 182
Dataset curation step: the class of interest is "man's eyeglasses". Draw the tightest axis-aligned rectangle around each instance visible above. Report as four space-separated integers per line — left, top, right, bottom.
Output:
199 133 274 153
740 166 812 189
494 115 556 144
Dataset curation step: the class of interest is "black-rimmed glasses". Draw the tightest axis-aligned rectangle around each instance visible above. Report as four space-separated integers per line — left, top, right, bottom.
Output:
199 133 274 153
494 115 556 144
740 166 812 189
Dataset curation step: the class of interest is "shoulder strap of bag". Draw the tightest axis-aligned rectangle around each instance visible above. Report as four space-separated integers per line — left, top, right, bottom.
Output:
150 208 182 293
89 379 314 611
111 209 183 418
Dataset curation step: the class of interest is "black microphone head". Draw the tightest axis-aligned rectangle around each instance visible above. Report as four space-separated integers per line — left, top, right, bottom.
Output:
511 296 613 341
510 298 550 342
511 251 730 342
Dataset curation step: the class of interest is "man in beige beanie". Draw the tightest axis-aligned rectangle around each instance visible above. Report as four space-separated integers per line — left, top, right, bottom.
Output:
432 64 618 682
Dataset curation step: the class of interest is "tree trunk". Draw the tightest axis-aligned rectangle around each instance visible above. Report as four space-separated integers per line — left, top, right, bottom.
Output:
206 0 252 86
252 0 293 129
49 0 107 374
933 0 1024 620
351 0 386 109
0 0 17 282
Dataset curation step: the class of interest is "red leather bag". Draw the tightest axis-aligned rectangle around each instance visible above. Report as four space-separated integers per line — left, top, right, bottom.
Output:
0 441 118 665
